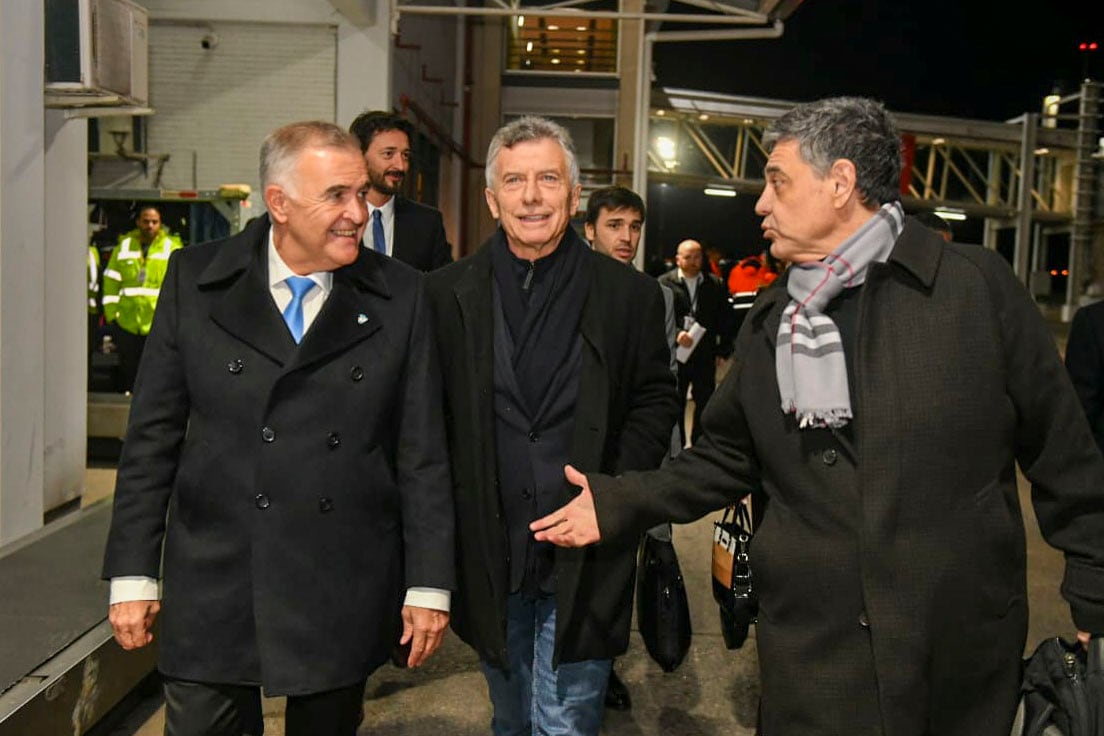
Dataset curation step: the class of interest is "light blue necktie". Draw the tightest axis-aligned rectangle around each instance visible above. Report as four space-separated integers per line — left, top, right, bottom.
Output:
282 276 315 343
371 209 387 254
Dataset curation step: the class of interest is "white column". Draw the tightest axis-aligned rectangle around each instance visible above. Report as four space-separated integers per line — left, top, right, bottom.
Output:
43 110 89 512
0 0 47 543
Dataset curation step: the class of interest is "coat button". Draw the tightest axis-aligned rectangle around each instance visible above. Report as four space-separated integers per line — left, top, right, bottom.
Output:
350 365 364 382
822 449 838 466
521 488 533 500
255 493 270 510
327 432 340 449
319 497 334 513
858 610 870 628
261 426 276 443
528 432 540 443
227 359 244 374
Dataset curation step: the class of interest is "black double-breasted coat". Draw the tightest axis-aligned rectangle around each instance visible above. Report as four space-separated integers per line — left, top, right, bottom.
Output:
425 229 679 668
102 216 455 695
592 220 1104 735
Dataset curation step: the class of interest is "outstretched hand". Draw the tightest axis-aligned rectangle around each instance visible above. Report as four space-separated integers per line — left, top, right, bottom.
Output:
529 465 601 547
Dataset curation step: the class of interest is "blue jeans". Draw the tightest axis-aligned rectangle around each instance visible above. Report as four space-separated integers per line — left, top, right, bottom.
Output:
480 592 611 736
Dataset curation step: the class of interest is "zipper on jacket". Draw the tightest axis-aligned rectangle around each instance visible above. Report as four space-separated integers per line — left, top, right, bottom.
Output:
522 261 536 291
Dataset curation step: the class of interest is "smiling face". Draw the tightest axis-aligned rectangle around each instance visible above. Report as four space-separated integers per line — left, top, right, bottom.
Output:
754 139 843 264
364 128 411 205
484 137 581 259
585 206 643 264
266 144 369 274
675 240 703 278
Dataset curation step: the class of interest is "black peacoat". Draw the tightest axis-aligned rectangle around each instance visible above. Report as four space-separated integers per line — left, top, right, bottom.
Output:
425 228 679 669
102 215 455 696
591 220 1104 735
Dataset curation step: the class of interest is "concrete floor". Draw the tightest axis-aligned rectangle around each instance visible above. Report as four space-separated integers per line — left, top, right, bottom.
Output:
98 316 1076 735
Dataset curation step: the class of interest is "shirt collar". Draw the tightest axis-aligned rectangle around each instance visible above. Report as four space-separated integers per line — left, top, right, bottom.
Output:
678 269 702 285
368 196 396 224
267 227 333 294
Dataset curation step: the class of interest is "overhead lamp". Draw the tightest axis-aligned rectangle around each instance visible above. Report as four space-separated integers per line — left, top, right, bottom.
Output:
1034 147 1051 155
576 25 587 31
933 207 967 221
517 15 525 26
656 136 677 161
526 41 534 52
655 109 665 116
547 24 559 30
699 113 709 121
551 58 561 64
931 137 946 146
704 186 736 198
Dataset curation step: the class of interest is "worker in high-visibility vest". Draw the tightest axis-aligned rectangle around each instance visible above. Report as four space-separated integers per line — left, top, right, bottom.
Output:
102 206 183 391
88 244 102 380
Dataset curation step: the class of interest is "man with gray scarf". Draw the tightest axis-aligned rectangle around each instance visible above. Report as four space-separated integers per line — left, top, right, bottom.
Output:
531 96 1104 736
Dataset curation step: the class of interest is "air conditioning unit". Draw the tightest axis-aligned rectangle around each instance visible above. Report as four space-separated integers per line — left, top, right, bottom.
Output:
45 0 149 108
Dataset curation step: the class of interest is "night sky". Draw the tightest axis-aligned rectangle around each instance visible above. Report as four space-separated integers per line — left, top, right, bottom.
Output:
653 0 1103 121
642 0 1102 268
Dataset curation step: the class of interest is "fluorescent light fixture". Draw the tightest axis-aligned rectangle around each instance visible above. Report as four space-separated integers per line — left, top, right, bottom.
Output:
576 25 587 31
931 137 946 146
547 24 559 30
526 41 533 52
550 58 561 64
517 15 525 26
699 113 709 121
655 109 665 116
704 186 736 198
1034 147 1051 155
933 208 967 221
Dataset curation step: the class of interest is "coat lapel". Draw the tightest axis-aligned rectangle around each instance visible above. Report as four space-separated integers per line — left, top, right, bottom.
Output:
285 250 388 372
204 216 296 365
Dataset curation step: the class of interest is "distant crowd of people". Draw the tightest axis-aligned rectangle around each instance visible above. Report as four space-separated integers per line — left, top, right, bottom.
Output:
100 99 1104 736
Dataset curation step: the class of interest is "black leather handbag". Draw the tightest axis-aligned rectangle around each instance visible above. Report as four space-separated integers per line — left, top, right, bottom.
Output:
712 500 759 650
636 527 692 672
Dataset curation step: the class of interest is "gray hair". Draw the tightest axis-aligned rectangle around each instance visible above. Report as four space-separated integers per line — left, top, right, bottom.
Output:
260 121 361 193
485 116 580 189
763 97 902 207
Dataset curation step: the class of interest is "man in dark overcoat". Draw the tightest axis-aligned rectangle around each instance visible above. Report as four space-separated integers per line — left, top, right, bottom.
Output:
426 117 677 735
102 121 454 736
659 238 734 444
1065 299 1104 455
533 97 1104 736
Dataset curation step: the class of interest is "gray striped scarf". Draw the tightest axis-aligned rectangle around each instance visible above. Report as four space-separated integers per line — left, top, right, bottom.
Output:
776 202 904 429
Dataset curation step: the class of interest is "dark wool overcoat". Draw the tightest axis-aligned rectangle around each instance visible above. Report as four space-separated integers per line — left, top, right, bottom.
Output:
592 219 1104 736
102 215 455 695
425 228 679 668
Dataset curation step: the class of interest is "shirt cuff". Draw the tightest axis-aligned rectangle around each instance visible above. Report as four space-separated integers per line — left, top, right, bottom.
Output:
109 576 160 605
403 587 451 613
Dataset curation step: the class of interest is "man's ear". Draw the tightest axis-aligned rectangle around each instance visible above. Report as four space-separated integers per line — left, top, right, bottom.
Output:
829 159 858 207
484 188 501 220
584 222 596 242
265 185 289 224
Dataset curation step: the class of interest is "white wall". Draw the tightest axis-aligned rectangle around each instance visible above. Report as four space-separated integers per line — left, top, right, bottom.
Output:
147 22 337 194
0 0 47 543
43 111 89 512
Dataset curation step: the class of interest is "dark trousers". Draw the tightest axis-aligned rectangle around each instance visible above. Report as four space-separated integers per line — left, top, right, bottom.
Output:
112 327 146 393
162 676 366 736
677 358 715 445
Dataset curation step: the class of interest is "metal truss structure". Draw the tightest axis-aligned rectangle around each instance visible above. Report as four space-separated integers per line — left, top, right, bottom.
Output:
648 85 1103 314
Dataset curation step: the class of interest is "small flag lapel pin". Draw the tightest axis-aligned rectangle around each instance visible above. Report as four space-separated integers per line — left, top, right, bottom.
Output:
357 314 369 325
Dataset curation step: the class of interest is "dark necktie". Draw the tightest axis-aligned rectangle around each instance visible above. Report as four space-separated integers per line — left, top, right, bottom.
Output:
372 209 387 254
282 276 315 343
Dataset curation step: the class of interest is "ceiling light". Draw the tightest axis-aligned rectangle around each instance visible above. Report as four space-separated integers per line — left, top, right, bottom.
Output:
656 109 665 116
576 25 587 31
517 15 525 26
933 208 967 221
547 24 559 30
656 136 676 161
931 137 946 146
699 113 709 121
1034 147 1051 155
577 49 585 54
526 41 533 52
551 58 561 64
704 186 736 198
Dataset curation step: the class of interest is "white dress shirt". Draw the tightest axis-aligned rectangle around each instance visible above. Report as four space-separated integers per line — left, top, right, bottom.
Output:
678 269 703 312
110 226 449 613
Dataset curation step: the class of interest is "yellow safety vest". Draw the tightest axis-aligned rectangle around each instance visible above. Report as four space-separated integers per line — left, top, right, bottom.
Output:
102 229 183 335
88 245 101 315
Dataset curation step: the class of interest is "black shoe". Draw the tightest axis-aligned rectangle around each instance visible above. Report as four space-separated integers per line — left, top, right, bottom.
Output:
605 669 632 711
